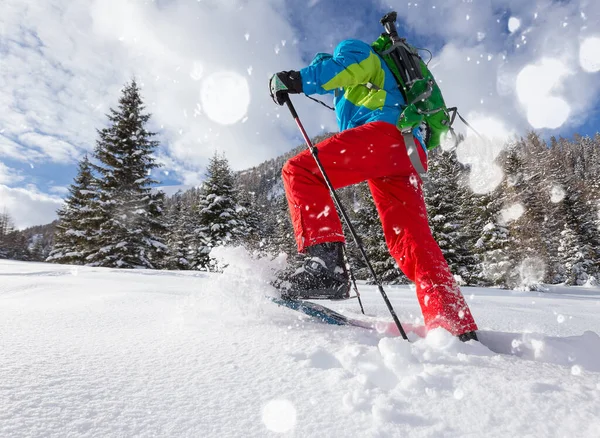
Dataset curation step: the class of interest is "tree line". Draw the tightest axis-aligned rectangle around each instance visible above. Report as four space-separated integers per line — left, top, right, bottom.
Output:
2 80 598 289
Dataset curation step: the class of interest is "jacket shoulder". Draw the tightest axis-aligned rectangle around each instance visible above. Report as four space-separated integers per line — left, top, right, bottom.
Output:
333 39 374 57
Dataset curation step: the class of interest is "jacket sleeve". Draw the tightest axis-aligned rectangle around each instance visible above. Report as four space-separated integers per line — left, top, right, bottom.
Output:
299 39 381 95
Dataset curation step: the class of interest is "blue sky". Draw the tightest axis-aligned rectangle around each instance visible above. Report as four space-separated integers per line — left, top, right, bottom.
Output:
1 0 600 228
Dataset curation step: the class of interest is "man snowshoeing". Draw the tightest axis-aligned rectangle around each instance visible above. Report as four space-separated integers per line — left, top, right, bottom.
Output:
269 37 478 342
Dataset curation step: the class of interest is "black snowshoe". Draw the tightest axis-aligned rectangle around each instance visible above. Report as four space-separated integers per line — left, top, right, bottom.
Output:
274 242 351 300
458 331 479 342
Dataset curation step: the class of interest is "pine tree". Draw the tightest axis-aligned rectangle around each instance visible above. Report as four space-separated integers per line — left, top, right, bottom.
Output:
0 211 14 259
47 156 99 265
498 141 549 288
545 138 600 283
261 191 298 258
163 193 192 270
425 147 478 284
193 152 243 270
235 187 262 251
87 79 167 269
557 225 589 285
476 221 513 286
350 182 402 283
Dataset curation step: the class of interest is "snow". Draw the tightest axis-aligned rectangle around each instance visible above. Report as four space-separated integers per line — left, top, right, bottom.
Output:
200 71 250 125
579 36 600 73
190 61 204 81
508 17 521 33
1 249 600 437
550 184 566 203
516 59 572 129
452 116 511 194
499 203 525 225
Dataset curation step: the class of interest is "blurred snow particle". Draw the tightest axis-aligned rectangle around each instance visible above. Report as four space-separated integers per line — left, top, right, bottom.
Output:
516 59 569 103
499 203 525 225
317 205 331 219
579 36 600 73
244 33 250 41
262 399 297 433
190 62 203 81
454 388 465 400
526 96 571 130
200 71 250 125
454 116 511 194
516 59 571 129
571 365 582 376
517 257 546 291
508 17 521 33
550 185 566 203
557 314 565 324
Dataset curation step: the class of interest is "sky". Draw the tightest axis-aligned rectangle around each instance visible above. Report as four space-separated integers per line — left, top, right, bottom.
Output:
1 0 600 228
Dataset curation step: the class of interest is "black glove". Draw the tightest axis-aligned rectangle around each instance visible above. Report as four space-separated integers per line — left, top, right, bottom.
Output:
269 70 303 105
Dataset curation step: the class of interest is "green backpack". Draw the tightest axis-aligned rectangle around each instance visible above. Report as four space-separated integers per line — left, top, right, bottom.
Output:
371 13 451 150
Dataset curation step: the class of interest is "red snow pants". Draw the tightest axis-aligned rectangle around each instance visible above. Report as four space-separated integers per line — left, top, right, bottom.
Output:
281 121 477 336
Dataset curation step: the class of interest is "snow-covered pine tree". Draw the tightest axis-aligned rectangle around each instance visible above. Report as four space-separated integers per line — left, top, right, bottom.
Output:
163 192 192 270
555 184 600 284
260 190 297 259
235 187 262 251
424 147 478 284
468 179 514 287
498 140 550 288
545 137 600 284
47 156 99 265
557 224 590 285
87 79 167 269
193 152 243 270
0 210 14 259
476 220 513 287
350 182 403 283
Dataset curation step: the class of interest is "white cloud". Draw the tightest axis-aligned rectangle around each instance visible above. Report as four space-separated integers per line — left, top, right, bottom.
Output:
0 0 336 177
0 163 24 185
18 132 81 163
0 185 63 229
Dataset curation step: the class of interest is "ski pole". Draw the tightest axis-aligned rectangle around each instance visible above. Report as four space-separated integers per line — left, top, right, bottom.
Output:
283 96 409 341
342 246 365 315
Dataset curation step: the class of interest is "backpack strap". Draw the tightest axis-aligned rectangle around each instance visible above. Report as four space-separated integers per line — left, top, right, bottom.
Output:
401 131 427 175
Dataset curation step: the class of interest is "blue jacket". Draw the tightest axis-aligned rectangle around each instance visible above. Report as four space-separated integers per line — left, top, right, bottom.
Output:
299 39 425 149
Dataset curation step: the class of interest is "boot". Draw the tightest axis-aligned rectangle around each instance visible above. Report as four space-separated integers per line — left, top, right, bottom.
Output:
275 242 351 300
458 331 478 342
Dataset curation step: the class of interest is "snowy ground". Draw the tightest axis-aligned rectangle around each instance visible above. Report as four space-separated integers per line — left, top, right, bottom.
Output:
1 251 600 437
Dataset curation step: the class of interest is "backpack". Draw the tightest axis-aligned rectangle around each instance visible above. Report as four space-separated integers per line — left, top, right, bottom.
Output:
371 13 451 150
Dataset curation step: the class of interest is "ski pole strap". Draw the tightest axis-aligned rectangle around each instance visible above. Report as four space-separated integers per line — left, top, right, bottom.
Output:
305 94 335 111
402 131 427 175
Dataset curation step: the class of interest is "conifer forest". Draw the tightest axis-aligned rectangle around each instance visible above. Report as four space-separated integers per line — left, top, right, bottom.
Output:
2 81 599 290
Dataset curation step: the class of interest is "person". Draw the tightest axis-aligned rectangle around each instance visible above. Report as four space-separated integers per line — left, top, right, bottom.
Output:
269 38 478 342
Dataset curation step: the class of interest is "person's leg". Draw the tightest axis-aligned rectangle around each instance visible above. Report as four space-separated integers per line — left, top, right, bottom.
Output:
282 121 424 252
368 175 478 336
